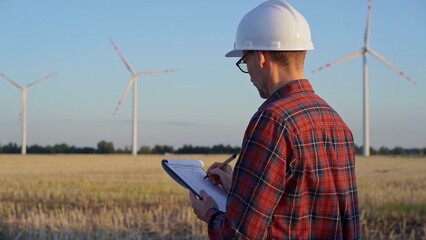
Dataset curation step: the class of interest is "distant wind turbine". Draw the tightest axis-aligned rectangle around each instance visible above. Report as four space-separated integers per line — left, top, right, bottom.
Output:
311 0 414 157
109 38 177 156
0 72 56 155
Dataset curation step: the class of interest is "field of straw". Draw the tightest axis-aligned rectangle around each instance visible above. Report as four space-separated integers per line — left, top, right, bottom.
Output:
0 154 425 239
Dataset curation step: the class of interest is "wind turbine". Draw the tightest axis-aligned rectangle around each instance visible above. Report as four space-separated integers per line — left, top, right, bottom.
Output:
109 38 177 156
311 0 414 157
0 72 56 155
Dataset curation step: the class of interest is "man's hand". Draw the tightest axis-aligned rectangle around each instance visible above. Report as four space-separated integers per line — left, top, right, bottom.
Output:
189 190 219 222
206 162 233 193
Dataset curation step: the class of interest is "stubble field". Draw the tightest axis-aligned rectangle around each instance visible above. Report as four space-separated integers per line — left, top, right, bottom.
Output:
0 154 425 239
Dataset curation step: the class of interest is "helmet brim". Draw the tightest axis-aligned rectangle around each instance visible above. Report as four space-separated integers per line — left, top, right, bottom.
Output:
225 49 243 58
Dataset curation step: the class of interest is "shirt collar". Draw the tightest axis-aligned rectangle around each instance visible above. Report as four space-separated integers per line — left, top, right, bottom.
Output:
259 79 314 110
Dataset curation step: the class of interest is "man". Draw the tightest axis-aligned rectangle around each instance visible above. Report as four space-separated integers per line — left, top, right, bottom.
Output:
189 1 360 239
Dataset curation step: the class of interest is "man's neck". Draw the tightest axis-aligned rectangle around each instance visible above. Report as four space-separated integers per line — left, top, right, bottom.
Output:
268 65 305 95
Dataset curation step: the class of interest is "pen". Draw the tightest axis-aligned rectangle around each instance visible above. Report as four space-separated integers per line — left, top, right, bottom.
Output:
203 153 238 179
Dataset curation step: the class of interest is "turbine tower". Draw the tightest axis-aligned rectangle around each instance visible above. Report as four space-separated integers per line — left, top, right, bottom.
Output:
312 0 414 157
109 38 177 156
0 72 56 155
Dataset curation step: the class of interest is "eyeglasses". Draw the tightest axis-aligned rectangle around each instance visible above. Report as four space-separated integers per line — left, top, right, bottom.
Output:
235 51 251 73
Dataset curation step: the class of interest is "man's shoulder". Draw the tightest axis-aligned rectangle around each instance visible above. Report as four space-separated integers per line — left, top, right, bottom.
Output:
261 91 331 118
257 92 349 133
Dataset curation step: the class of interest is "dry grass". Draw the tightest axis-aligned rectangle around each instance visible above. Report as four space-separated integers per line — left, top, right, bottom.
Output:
356 156 426 239
0 154 425 239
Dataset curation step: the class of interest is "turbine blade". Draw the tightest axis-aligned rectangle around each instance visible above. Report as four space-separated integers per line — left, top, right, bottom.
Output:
364 0 372 48
113 76 135 115
136 69 179 76
368 49 415 84
311 49 364 74
109 37 136 74
0 72 22 89
26 73 56 88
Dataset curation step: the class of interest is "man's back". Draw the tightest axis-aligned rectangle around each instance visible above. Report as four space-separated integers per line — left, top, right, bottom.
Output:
220 79 360 239
264 79 359 238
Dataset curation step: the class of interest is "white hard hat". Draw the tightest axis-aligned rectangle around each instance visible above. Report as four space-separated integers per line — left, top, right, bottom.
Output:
226 0 314 57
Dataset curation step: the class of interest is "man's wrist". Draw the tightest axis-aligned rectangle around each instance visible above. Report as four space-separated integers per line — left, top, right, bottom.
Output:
205 207 220 221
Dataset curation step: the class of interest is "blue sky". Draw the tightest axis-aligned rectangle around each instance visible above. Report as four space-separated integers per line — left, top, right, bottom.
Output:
1 0 425 150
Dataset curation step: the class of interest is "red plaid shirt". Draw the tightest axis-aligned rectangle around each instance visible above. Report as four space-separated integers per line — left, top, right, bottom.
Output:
208 79 359 239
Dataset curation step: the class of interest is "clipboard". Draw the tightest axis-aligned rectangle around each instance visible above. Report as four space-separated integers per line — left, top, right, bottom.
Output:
161 159 227 211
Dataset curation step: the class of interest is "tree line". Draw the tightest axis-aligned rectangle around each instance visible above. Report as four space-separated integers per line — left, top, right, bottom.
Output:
0 141 425 156
0 141 241 155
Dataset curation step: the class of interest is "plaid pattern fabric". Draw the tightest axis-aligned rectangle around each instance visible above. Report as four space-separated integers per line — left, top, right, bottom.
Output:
208 79 359 239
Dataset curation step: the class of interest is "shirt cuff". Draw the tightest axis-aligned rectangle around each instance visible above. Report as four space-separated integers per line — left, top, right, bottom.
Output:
205 207 221 221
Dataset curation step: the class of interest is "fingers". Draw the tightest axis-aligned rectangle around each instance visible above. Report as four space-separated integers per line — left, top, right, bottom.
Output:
207 162 222 172
210 167 232 182
206 162 221 185
207 162 233 173
189 190 208 204
207 168 230 191
189 191 203 220
199 190 209 202
189 191 197 205
208 168 232 193
222 164 233 174
188 190 217 222
209 168 227 180
206 162 232 183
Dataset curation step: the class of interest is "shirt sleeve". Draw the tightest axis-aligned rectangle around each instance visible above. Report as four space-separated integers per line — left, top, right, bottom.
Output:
208 110 288 239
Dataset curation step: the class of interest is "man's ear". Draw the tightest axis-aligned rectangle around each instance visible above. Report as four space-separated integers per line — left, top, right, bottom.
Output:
257 51 267 69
